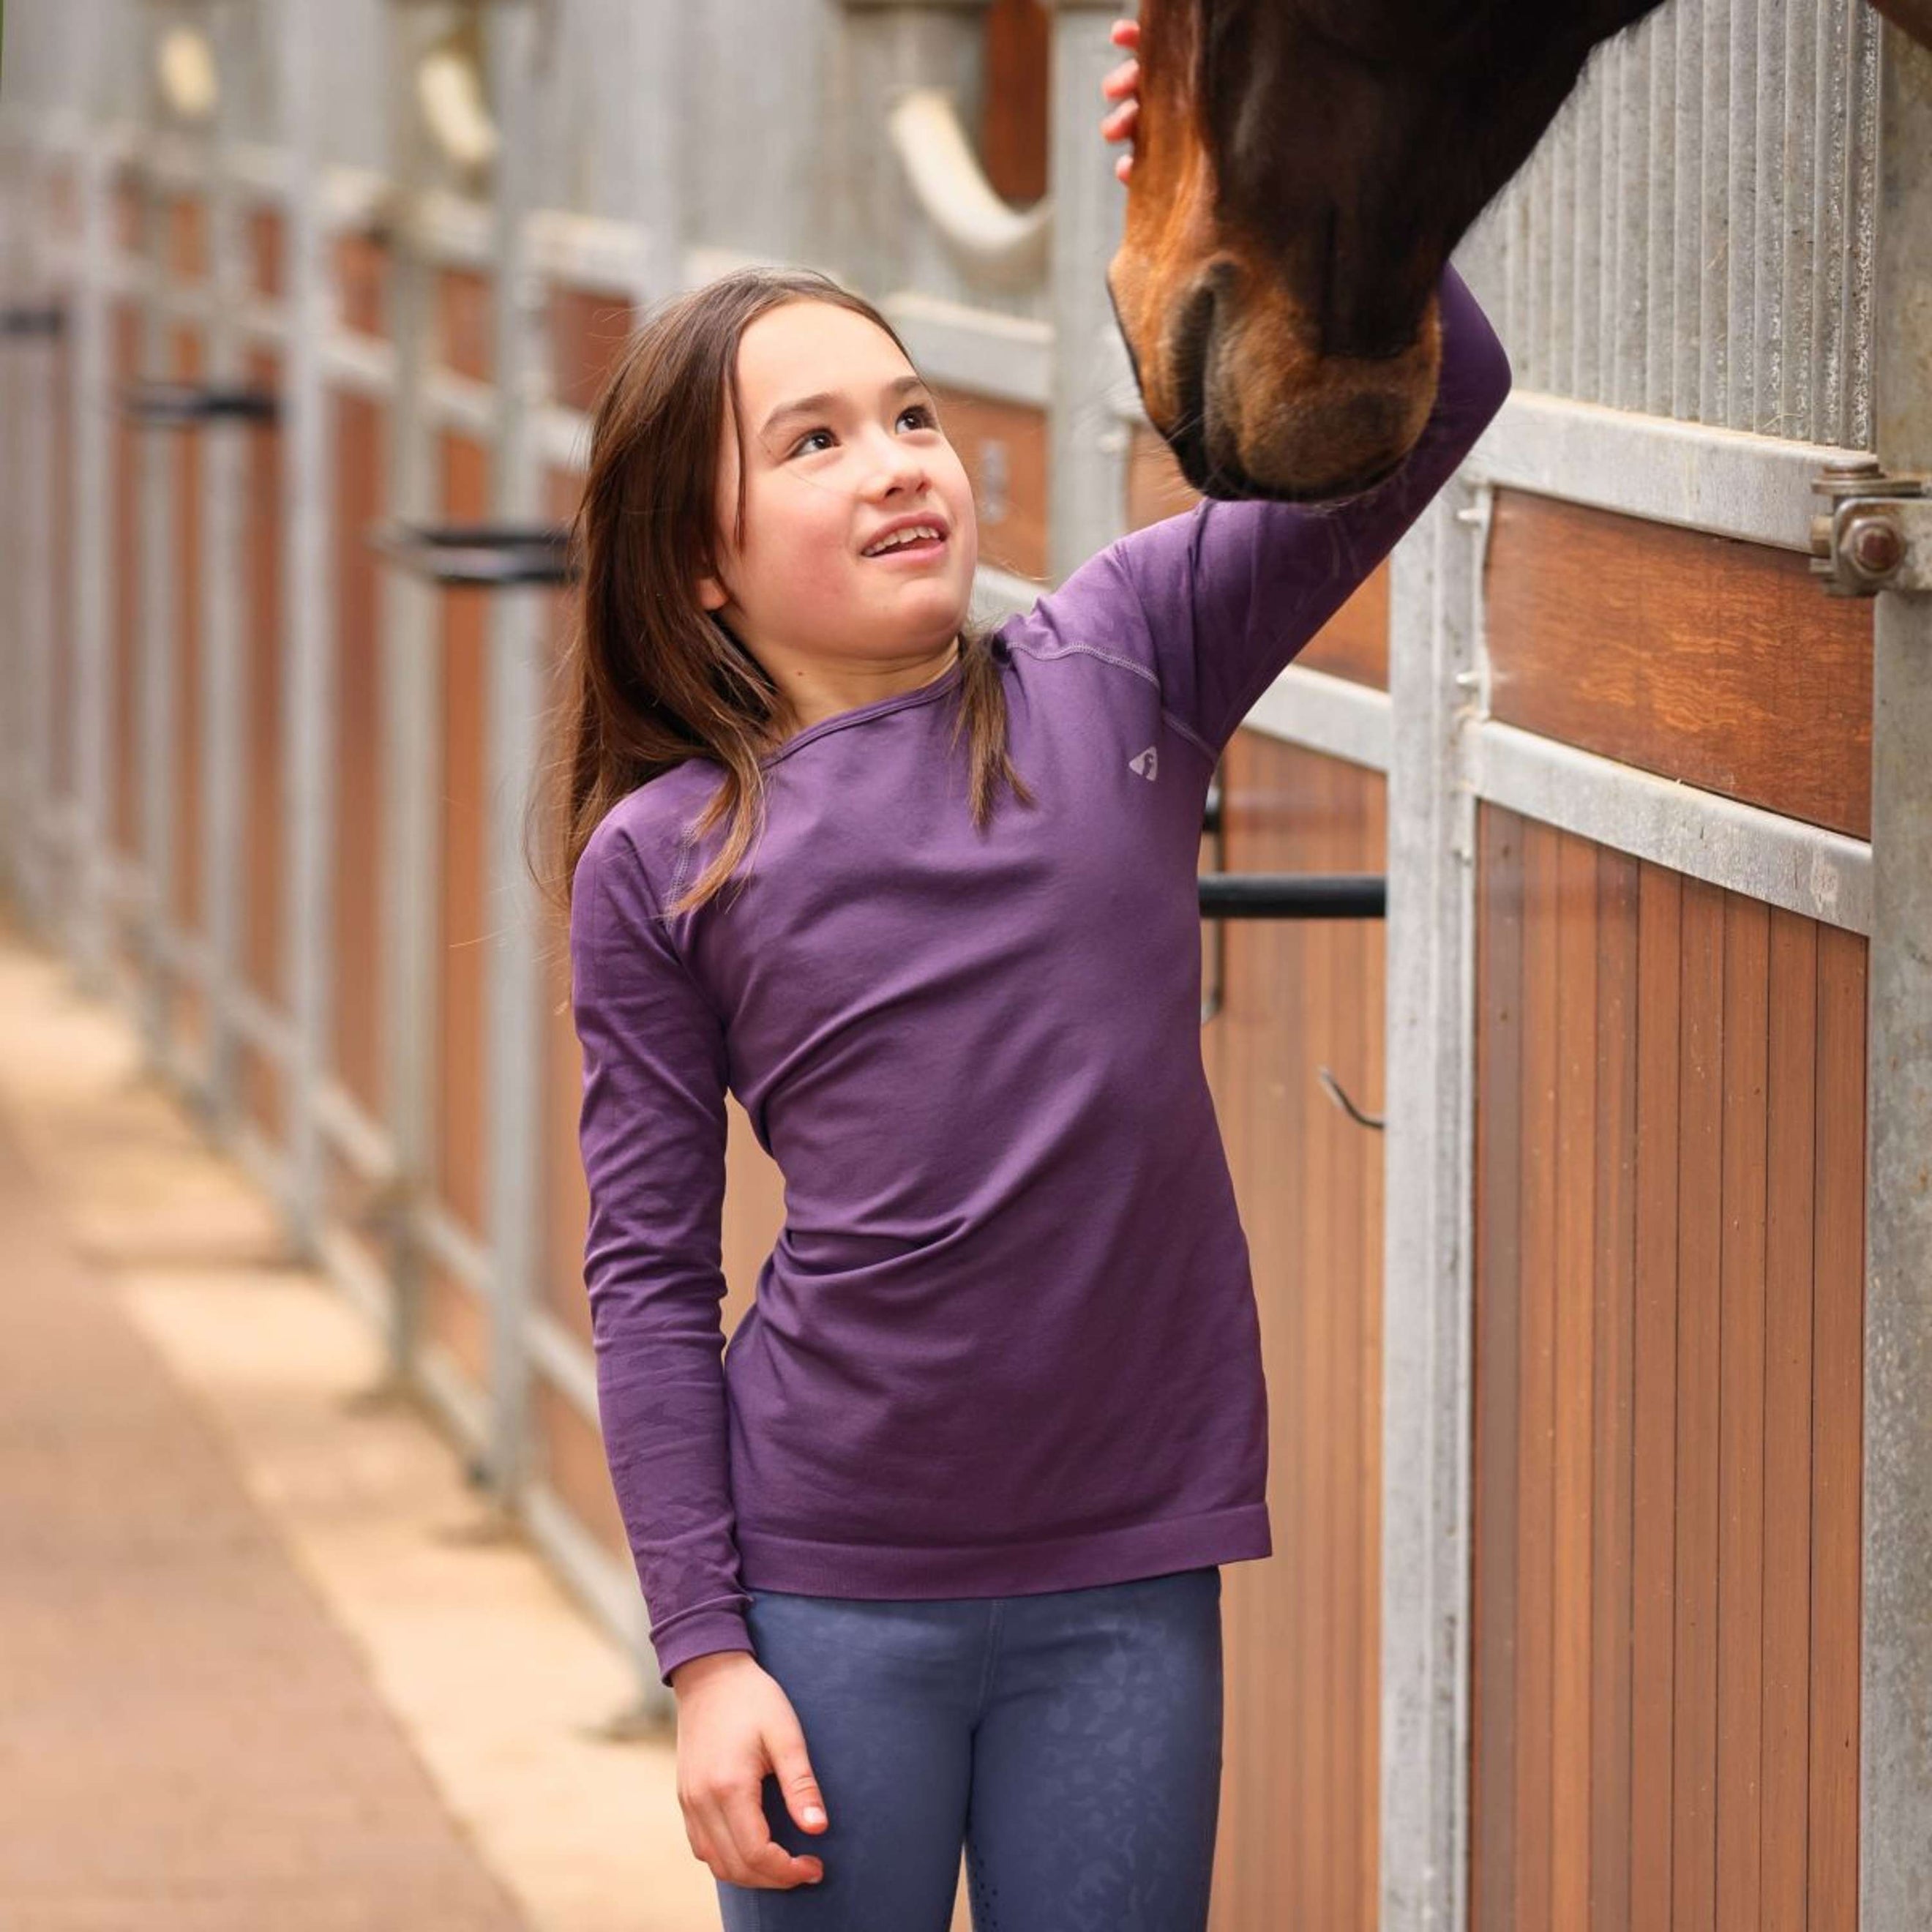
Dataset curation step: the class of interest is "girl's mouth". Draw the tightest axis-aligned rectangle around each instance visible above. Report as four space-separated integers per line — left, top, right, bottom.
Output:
862 530 948 565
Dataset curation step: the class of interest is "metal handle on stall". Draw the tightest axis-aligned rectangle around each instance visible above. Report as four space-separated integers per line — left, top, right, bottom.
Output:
1198 765 1386 1126
120 381 280 425
365 520 577 586
1 304 65 337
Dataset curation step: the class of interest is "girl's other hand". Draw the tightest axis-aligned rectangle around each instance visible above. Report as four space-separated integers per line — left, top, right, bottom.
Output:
673 1651 831 1890
1100 17 1140 183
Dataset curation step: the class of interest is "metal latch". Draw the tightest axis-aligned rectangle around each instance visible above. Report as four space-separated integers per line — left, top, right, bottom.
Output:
1811 457 1932 596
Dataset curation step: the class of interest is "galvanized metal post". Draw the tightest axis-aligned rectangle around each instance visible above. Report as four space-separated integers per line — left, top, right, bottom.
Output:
138 122 183 1071
1380 472 1494 1932
277 0 338 1258
378 0 446 1379
481 0 547 1508
68 28 116 997
1042 0 1129 580
199 12 247 1135
1860 23 1932 1929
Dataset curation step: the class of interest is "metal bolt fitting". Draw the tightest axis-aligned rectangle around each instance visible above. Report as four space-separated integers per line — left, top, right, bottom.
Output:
1845 511 1906 581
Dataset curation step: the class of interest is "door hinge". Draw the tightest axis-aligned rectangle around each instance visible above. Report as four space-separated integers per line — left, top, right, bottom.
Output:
1811 457 1932 597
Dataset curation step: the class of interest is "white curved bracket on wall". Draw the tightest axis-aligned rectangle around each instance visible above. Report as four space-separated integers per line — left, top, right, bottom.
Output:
886 88 1051 291
157 24 220 124
417 41 500 171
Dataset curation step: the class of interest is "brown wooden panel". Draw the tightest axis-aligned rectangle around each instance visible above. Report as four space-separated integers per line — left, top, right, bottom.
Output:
1473 805 1525 1932
1761 911 1819 1932
1674 877 1724 1932
1808 927 1865 1932
1629 859 1681 1931
1516 818 1559 1932
240 345 287 1145
933 386 1048 586
1715 896 1770 1932
337 233 388 338
167 195 206 281
438 267 493 383
1551 833 1598 1932
1202 735 1384 1932
436 432 491 1240
1124 421 1390 689
1485 491 1873 839
981 0 1048 206
333 392 389 1119
247 204 285 300
1590 848 1639 1932
548 283 634 416
1471 807 1869 1932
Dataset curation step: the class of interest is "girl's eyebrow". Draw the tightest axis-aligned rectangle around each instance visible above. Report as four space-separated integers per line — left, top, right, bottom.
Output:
759 372 931 441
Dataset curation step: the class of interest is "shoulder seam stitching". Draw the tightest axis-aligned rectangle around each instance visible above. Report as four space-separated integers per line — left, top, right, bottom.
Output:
1004 636 1220 769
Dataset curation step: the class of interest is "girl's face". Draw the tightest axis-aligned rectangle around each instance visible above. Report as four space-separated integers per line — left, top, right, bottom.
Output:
696 300 980 686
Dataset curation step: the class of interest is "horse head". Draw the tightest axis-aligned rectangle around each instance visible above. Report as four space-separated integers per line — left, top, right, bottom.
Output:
1106 0 1668 501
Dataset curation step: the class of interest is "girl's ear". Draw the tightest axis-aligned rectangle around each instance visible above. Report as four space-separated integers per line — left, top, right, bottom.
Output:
696 572 727 612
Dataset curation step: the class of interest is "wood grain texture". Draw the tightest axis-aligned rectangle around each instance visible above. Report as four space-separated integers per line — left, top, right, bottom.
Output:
1484 492 1873 838
1202 734 1385 1932
1470 812 1866 1932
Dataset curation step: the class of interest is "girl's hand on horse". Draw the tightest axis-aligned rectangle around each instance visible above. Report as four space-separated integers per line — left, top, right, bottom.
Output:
1101 17 1141 182
672 1650 831 1890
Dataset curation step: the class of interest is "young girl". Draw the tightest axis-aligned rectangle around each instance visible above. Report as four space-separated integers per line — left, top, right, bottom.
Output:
553 23 1511 1928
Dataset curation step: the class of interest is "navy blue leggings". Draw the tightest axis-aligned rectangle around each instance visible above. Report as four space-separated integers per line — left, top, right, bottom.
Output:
714 1565 1224 1932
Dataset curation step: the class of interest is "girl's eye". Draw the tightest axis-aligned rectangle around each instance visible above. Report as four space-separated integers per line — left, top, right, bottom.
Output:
789 402 939 459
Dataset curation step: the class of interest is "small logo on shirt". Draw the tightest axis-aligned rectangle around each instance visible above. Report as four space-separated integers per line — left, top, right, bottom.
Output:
1128 746 1158 782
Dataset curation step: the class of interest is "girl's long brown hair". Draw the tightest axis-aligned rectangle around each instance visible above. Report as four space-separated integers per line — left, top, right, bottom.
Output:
529 266 1036 953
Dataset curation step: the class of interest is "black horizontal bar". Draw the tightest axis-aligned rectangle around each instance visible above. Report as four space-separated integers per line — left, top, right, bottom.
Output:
1 304 65 337
365 519 577 586
1198 872 1385 919
121 381 280 424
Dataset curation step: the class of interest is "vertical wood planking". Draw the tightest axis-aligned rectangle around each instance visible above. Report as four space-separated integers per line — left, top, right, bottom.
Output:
1300 752 1337 1932
1515 817 1560 1932
1590 849 1640 1932
1807 926 1864 1932
1715 896 1769 1931
1472 804 1526 1932
1629 862 1682 1928
1673 878 1725 1932
1552 834 1599 1931
1760 910 1816 1932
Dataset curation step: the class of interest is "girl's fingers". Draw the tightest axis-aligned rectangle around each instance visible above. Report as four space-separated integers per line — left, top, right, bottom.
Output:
1100 55 1139 100
1101 97 1139 142
1109 18 1141 48
1115 153 1134 183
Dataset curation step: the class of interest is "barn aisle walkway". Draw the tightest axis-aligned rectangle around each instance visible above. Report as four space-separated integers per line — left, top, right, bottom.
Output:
0 929 716 1932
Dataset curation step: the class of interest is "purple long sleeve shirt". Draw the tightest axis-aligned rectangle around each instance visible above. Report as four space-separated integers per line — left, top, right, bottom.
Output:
570 266 1512 1687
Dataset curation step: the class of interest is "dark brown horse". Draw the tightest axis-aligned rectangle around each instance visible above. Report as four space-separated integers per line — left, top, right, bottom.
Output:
1107 0 1929 502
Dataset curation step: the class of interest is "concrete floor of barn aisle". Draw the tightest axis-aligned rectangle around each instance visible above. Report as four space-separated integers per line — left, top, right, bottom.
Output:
0 914 740 1932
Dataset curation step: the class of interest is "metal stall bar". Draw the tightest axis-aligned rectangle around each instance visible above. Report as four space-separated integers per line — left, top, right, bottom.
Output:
480 0 547 1516
1860 22 1932 1927
1378 476 1493 1932
2 146 64 931
69 37 116 1000
196 29 250 1141
277 0 342 1267
377 0 449 1396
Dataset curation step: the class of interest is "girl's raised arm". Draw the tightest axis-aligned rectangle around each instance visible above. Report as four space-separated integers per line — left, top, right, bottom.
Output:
571 821 754 1689
1093 262 1513 760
